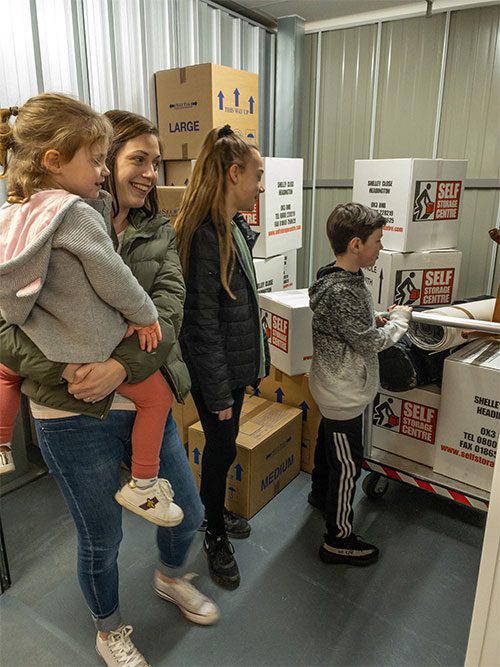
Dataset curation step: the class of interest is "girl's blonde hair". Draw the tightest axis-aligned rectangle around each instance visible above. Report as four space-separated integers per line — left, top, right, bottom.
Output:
174 125 259 298
0 92 113 203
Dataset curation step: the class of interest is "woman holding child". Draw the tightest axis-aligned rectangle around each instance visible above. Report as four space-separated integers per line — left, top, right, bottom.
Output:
0 95 217 667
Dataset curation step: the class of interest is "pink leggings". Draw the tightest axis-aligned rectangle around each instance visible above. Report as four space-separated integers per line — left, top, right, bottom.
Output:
0 363 173 479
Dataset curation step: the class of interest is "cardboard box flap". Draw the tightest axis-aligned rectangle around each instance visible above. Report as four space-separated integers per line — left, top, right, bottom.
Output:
449 338 500 369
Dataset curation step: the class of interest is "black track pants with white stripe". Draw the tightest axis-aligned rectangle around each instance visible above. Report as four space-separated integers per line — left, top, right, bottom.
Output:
311 414 363 539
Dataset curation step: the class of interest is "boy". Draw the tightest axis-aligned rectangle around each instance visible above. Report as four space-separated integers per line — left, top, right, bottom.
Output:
308 203 412 566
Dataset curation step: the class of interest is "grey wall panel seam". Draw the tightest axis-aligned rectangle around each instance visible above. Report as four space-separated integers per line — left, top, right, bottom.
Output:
433 11 450 158
29 0 44 93
308 31 321 285
369 21 382 160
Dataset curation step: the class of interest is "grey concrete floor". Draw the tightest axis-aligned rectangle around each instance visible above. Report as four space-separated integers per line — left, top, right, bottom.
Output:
0 470 486 666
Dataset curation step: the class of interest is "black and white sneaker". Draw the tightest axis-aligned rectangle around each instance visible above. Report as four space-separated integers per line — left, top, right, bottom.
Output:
198 508 251 539
319 533 379 566
204 534 240 589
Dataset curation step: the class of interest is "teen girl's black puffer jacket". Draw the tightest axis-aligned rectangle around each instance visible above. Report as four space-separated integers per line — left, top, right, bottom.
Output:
180 213 263 412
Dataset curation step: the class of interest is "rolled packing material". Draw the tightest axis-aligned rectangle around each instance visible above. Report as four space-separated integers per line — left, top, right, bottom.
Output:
407 298 497 352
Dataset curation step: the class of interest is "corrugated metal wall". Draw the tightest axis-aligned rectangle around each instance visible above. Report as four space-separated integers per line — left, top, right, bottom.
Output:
301 5 500 297
0 0 275 175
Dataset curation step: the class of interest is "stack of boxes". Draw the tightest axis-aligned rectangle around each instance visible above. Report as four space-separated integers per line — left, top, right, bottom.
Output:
352 159 496 483
154 63 306 514
155 62 260 220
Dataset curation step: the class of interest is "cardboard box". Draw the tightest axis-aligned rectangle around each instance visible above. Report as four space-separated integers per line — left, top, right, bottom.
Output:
282 250 297 290
364 249 462 310
240 158 303 258
353 158 467 252
372 385 441 467
253 255 285 293
259 289 313 376
187 395 302 518
250 366 321 473
164 160 196 186
156 186 185 221
433 339 500 492
171 394 198 446
155 63 259 160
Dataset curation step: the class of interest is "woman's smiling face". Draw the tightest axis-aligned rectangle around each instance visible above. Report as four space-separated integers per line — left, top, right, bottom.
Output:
114 133 161 214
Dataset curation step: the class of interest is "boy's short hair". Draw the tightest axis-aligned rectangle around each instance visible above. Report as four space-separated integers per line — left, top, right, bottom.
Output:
326 202 385 255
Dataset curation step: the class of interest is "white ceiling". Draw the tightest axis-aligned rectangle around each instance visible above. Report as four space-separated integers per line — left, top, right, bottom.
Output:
219 0 498 29
227 0 419 23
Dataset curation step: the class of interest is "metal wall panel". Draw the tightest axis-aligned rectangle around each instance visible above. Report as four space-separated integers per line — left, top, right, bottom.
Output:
438 6 500 179
35 0 81 96
1 0 39 104
457 190 500 297
299 33 318 181
82 0 116 112
374 14 446 158
317 25 376 178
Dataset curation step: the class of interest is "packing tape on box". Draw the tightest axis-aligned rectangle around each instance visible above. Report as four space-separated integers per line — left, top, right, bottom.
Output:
407 298 497 352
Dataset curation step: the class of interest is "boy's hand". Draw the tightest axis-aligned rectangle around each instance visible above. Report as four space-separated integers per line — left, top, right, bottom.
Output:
124 320 162 353
389 305 413 320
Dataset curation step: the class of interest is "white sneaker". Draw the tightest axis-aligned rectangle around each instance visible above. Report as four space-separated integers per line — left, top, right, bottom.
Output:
153 571 219 625
0 448 15 474
96 625 150 667
115 478 184 527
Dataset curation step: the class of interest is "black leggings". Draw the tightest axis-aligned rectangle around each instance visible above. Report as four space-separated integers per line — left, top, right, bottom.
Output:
191 387 246 536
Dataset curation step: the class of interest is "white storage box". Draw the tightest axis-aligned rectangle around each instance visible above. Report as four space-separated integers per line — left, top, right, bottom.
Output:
259 289 313 376
364 249 462 310
372 386 441 467
241 157 303 258
253 255 285 294
433 339 500 492
353 158 467 252
282 250 297 290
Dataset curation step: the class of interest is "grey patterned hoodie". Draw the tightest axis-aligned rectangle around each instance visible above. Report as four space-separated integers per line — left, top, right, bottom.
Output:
308 263 410 420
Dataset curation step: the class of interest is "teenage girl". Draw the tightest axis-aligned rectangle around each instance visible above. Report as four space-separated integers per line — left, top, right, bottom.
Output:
175 125 267 589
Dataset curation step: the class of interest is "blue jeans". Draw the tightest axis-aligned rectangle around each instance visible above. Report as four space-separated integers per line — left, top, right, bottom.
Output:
34 410 204 632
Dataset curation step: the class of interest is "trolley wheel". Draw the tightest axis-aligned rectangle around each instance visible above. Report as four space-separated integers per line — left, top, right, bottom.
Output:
362 472 389 499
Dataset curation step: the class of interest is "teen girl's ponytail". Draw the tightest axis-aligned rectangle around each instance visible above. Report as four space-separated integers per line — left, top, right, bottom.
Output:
174 125 258 298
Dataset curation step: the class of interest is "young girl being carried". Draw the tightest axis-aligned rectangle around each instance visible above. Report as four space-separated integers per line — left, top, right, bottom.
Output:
0 93 182 528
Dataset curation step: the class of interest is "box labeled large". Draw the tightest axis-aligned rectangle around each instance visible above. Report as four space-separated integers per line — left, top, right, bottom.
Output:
259 289 313 376
164 160 196 186
372 386 441 467
157 186 185 221
240 158 303 258
353 159 467 252
433 339 500 492
155 63 259 160
188 395 302 518
282 250 297 290
253 255 285 294
250 366 321 473
171 394 198 446
364 249 462 310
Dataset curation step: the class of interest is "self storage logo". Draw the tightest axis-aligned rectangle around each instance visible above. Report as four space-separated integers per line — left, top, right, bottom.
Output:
373 392 438 444
394 268 455 306
413 181 462 222
261 309 289 353
240 198 260 226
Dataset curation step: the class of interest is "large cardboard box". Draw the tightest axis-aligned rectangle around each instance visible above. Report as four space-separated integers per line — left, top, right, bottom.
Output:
372 386 441 467
364 249 462 310
155 63 259 160
253 255 285 293
156 186 185 221
188 395 302 518
250 366 321 473
240 158 303 258
433 339 500 492
171 394 198 446
164 160 196 186
259 289 313 376
353 158 467 252
282 250 297 290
